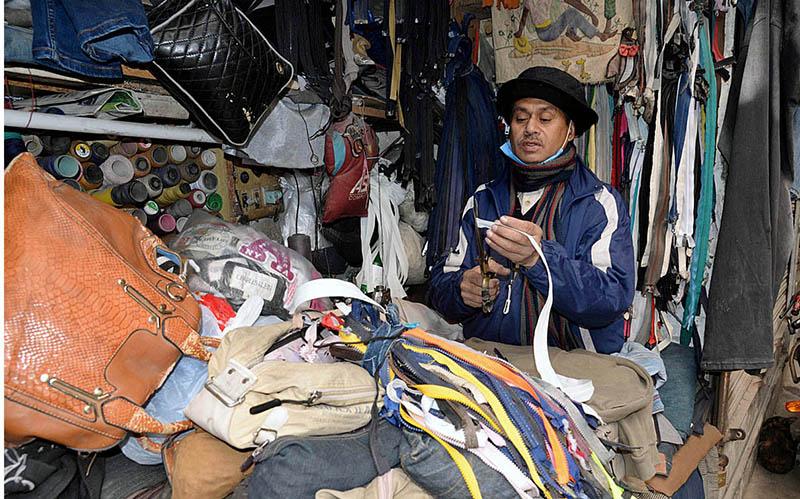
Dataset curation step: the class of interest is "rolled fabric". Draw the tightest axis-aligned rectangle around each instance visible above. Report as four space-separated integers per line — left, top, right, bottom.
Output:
68 140 92 162
148 145 169 167
61 178 83 191
137 141 153 152
197 149 217 170
142 200 160 216
22 134 43 156
130 153 152 177
175 216 190 232
110 140 139 156
148 213 176 235
123 208 148 225
164 198 193 218
139 173 164 199
168 145 188 164
92 179 148 207
155 182 192 206
41 135 71 155
99 154 135 186
78 164 104 190
204 192 223 213
153 163 181 188
187 145 202 158
38 154 81 180
88 141 110 164
178 161 201 182
190 170 218 194
187 189 207 208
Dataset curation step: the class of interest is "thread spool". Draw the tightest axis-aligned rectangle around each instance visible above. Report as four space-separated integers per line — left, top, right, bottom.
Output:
110 141 138 156
148 145 169 167
5 132 27 166
137 141 152 152
288 234 312 262
153 163 181 188
190 170 218 194
61 178 83 191
142 200 160 217
204 192 223 213
148 213 177 235
168 145 188 164
139 173 164 199
130 153 152 177
92 179 148 207
79 164 104 190
178 162 201 183
38 155 82 180
41 135 71 155
22 134 43 156
155 182 192 206
69 140 92 162
123 208 148 225
99 155 135 186
187 189 207 208
175 216 190 232
165 198 193 218
187 145 202 158
88 142 110 165
198 149 217 170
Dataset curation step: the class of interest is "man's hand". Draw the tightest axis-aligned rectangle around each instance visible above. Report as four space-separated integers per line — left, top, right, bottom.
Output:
485 216 544 268
460 258 511 308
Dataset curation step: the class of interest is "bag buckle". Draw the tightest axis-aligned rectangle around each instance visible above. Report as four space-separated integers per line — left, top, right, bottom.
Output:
204 359 257 407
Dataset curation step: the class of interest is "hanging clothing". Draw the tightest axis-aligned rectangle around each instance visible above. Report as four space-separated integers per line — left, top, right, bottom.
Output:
703 0 795 370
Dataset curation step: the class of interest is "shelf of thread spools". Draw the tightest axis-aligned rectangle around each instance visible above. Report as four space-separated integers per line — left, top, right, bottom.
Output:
7 132 227 237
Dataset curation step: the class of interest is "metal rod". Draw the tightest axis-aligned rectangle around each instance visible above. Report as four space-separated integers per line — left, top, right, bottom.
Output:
4 109 220 144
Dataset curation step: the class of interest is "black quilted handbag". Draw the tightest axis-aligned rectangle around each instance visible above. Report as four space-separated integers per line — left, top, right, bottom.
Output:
147 0 294 146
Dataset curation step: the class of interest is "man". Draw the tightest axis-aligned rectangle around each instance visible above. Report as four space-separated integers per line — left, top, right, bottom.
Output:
429 67 634 354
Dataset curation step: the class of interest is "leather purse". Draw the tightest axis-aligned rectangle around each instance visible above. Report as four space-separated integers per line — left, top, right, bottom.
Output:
4 153 212 451
147 0 294 146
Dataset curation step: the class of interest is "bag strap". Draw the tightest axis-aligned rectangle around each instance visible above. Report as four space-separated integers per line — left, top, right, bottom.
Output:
102 398 194 442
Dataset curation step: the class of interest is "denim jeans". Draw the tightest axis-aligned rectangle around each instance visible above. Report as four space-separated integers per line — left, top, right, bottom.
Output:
31 0 153 79
5 25 35 64
248 421 403 499
400 429 520 499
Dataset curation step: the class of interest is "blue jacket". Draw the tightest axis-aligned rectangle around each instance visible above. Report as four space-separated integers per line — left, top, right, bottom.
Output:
429 155 635 354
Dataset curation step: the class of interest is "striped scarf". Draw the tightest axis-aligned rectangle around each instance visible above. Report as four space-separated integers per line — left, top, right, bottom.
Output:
509 146 581 350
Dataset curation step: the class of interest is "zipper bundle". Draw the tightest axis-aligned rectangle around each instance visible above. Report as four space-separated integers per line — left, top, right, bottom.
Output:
371 328 625 499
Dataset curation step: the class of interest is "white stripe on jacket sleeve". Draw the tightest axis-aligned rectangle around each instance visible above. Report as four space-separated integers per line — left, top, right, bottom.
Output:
591 187 621 273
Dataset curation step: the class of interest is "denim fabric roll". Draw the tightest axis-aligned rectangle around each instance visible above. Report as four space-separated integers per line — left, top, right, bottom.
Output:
40 135 71 155
88 141 110 165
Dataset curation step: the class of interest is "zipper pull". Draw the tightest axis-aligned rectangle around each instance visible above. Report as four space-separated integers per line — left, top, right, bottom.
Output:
304 390 322 406
503 270 517 315
241 439 271 472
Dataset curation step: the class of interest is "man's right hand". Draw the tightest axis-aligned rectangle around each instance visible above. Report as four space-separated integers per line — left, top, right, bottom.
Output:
460 259 511 309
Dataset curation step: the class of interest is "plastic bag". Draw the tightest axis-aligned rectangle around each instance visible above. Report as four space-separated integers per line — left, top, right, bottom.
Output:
170 210 325 318
279 171 330 250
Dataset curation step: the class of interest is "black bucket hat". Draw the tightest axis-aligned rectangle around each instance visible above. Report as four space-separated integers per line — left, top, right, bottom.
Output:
497 67 598 136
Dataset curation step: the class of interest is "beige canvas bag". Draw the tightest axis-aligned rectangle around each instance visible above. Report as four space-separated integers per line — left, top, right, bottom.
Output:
184 318 381 450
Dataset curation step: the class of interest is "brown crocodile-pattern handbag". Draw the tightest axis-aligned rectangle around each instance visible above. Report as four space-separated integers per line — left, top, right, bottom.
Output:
4 153 212 451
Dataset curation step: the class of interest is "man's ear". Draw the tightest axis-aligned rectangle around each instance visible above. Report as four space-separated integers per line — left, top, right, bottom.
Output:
567 121 575 142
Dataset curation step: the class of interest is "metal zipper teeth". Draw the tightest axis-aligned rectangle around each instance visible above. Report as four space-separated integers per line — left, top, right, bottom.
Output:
424 344 577 494
402 343 547 493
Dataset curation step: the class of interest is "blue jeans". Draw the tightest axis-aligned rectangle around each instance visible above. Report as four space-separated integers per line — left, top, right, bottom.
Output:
30 0 153 79
400 429 519 498
248 421 403 498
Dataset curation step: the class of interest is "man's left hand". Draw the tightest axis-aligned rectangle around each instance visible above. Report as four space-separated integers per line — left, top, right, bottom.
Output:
485 216 543 268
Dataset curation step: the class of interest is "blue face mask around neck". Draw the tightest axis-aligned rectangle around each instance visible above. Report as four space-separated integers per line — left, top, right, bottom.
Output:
502 121 573 166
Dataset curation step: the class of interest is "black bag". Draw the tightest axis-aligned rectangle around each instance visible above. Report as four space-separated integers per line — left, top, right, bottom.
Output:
147 0 294 146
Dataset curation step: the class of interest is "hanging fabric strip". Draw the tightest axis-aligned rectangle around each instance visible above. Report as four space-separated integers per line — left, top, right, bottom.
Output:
680 17 717 343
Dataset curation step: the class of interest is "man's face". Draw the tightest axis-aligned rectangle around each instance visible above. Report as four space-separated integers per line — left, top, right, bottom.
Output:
509 98 574 164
